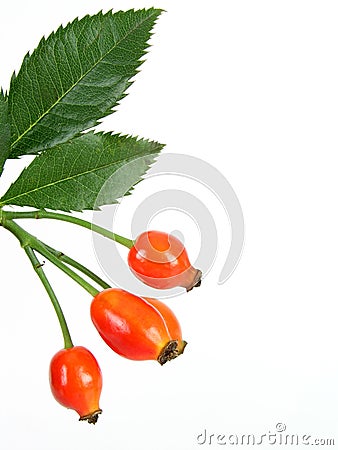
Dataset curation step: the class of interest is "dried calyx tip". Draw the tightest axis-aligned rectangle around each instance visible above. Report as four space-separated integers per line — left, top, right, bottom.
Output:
180 340 188 354
79 409 102 425
186 269 202 292
157 340 187 365
158 340 178 365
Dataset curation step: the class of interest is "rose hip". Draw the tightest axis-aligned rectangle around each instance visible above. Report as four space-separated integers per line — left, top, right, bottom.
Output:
49 346 102 424
128 231 202 291
90 288 187 365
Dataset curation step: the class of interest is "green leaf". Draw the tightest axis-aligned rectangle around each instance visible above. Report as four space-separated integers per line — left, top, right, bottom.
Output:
8 8 162 158
0 132 163 212
0 89 11 175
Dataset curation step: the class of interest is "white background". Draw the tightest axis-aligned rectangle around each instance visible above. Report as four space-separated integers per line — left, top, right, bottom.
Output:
0 1 338 449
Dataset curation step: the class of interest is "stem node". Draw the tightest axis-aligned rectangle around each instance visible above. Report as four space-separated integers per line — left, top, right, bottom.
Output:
2 218 100 297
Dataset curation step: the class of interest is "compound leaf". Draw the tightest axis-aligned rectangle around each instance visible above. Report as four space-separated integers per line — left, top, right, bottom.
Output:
9 9 162 158
0 132 163 211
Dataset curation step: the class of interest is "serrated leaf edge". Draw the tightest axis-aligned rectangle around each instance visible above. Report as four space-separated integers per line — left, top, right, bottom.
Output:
10 9 163 155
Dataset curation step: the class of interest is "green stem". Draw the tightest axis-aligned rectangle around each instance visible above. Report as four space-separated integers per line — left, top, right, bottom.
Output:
3 209 134 249
24 246 73 349
44 243 111 290
2 219 99 297
36 246 99 297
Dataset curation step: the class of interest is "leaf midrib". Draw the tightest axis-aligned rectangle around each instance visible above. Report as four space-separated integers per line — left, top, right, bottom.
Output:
11 10 158 150
0 152 154 205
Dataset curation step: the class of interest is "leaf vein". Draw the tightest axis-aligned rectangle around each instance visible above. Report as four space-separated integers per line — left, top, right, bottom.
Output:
11 11 159 150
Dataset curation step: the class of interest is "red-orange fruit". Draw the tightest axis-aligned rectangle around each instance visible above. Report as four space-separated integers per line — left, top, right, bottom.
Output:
49 346 102 424
128 231 202 291
91 288 187 365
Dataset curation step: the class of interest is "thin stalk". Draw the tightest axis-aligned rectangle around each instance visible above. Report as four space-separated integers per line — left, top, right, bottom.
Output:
35 245 99 297
3 209 134 249
44 243 111 290
2 218 99 297
24 246 73 349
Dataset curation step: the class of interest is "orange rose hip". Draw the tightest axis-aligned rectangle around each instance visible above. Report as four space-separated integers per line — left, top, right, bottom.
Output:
90 288 187 365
